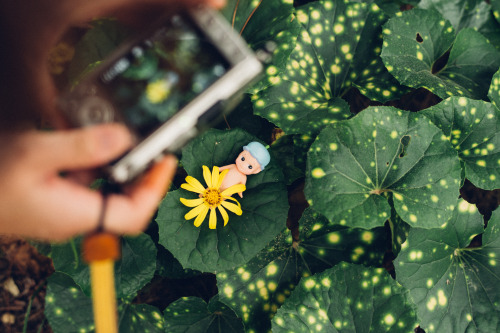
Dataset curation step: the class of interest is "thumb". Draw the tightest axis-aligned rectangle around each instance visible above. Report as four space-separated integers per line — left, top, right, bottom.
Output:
38 124 133 171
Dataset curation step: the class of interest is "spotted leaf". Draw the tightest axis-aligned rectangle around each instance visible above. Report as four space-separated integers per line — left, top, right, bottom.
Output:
488 68 500 109
220 0 301 92
50 233 157 298
45 273 165 333
217 208 388 333
494 0 500 24
157 129 289 273
381 8 500 99
419 0 500 50
305 106 461 229
163 296 244 332
272 262 418 332
421 96 500 190
395 200 500 333
252 0 404 138
269 134 313 185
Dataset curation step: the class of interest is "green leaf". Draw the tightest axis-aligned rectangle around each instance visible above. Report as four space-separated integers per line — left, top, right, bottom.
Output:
419 0 500 51
381 8 500 99
488 68 500 109
395 199 500 333
493 0 500 24
45 273 165 333
421 96 500 190
269 134 312 185
157 129 289 272
252 0 404 137
305 106 461 229
220 0 301 92
217 208 389 333
164 296 244 332
375 0 420 16
272 262 418 332
68 19 130 83
51 233 157 298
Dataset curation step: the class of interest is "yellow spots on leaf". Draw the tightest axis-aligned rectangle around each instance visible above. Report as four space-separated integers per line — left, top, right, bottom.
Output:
330 143 338 151
431 195 439 203
427 297 437 311
311 23 323 35
328 233 340 244
334 23 344 34
416 52 423 61
438 290 447 306
384 314 395 326
409 250 423 261
458 200 477 214
409 214 417 223
268 282 277 292
394 193 403 201
390 131 398 139
341 44 350 54
427 279 433 288
305 279 316 290
476 160 486 167
296 11 309 24
267 264 278 276
331 64 341 74
382 90 391 97
362 231 373 243
383 286 391 295
321 278 331 288
224 286 234 298
312 168 326 178
372 130 377 138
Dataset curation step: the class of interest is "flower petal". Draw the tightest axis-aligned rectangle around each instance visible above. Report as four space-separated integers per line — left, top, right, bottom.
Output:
221 199 243 215
221 184 246 197
209 208 217 229
183 176 206 193
185 203 208 221
180 197 204 207
218 205 229 226
212 166 220 189
193 205 209 227
203 165 212 188
217 169 229 189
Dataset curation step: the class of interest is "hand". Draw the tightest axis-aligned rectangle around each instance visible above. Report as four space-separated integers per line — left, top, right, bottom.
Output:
0 124 177 241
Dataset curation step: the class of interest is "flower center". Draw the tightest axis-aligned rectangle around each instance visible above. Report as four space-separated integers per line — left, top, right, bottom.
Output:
204 188 222 207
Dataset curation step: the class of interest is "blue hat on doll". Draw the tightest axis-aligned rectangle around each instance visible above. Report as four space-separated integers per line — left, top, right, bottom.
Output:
243 142 270 170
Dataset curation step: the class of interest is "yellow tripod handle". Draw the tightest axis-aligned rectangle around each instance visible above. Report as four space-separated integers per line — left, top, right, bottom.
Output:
83 232 121 333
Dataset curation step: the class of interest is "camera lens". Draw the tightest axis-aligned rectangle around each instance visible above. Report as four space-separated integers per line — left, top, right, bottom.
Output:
77 95 115 125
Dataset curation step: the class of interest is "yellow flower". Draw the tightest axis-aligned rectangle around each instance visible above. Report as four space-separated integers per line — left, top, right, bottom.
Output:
180 166 246 229
146 79 171 104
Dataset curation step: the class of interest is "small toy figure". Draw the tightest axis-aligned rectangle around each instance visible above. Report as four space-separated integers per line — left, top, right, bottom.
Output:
219 142 270 197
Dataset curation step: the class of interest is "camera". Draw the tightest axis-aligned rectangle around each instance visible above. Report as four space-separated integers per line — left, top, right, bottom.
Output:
58 7 263 183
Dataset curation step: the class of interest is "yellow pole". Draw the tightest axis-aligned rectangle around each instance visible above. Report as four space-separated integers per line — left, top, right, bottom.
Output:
83 232 121 333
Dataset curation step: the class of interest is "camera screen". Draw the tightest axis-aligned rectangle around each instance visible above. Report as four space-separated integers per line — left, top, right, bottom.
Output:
98 13 230 138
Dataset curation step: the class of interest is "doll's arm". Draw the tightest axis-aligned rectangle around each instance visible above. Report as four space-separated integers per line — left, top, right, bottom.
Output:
219 164 233 171
238 177 247 198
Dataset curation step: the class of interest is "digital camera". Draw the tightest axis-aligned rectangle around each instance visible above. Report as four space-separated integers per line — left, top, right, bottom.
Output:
59 7 263 183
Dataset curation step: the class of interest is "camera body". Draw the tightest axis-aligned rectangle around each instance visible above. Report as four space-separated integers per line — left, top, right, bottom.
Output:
59 7 263 183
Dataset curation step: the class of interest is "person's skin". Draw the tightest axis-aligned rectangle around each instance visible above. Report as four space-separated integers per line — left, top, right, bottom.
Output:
0 0 225 241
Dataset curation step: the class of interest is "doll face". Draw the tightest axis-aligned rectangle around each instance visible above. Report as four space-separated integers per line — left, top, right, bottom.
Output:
236 150 261 175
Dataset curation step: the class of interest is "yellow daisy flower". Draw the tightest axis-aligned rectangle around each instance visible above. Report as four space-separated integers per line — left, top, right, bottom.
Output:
180 166 246 229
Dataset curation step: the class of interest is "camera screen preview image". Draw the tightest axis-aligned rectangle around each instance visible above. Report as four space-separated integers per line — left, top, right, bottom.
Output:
99 14 230 138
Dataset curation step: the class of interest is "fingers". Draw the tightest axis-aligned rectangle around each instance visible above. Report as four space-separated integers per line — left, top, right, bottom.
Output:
35 124 132 171
104 155 178 234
